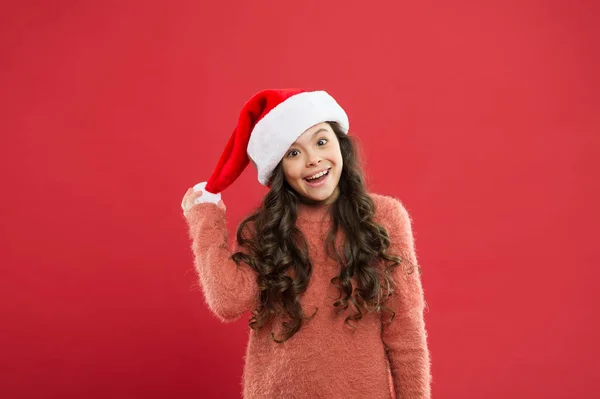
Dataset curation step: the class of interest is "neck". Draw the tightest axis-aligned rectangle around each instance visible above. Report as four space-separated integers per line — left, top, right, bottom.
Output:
296 193 338 222
294 187 339 222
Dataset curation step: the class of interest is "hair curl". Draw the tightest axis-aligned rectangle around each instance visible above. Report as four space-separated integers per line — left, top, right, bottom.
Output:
231 122 419 343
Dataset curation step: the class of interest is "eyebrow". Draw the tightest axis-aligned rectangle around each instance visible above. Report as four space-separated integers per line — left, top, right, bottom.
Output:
291 128 329 147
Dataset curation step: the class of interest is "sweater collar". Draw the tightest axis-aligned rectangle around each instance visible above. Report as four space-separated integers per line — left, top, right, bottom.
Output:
296 200 333 222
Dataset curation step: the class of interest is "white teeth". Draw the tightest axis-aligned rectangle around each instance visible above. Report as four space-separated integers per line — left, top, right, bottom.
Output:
306 169 329 180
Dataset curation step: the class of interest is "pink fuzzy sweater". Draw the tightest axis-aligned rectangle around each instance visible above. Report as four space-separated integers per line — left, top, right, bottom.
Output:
184 193 431 398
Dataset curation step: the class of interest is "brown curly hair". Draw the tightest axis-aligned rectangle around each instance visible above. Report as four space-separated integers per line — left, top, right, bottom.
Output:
231 122 417 343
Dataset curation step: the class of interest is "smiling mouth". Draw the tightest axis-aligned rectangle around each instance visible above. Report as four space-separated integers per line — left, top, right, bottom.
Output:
304 168 331 183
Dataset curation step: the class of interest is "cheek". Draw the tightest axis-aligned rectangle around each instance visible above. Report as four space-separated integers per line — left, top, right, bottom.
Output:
331 148 343 169
282 162 302 181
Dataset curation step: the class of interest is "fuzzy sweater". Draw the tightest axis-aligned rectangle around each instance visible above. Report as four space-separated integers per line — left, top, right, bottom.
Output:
184 193 432 398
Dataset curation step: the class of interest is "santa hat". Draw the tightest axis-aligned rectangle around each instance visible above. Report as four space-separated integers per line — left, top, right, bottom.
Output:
202 89 349 195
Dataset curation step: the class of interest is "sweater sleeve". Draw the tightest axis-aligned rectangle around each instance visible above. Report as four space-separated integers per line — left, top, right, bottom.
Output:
183 202 259 323
381 198 432 399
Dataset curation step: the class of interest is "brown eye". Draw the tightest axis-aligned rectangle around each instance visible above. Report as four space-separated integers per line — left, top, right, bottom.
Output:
288 150 299 157
317 138 328 146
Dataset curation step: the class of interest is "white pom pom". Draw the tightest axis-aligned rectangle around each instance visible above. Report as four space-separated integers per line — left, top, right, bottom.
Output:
192 181 222 205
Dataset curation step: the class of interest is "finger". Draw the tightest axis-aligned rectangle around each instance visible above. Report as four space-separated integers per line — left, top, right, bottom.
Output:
190 193 205 207
182 190 202 209
182 188 192 206
181 195 188 210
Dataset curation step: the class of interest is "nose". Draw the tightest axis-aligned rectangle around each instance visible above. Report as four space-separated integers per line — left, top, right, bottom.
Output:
306 151 322 167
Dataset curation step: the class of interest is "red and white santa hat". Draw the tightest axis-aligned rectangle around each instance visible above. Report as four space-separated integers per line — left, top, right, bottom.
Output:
197 89 349 200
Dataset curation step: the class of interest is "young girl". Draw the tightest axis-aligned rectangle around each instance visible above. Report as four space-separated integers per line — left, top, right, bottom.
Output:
181 89 432 399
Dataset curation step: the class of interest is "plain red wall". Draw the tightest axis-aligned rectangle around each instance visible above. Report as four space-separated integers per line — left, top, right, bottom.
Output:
1 1 598 398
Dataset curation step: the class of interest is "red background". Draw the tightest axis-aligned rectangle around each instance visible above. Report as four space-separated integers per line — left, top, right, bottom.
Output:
1 1 598 398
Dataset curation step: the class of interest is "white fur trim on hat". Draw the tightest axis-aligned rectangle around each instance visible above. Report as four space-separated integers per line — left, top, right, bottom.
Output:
246 91 349 186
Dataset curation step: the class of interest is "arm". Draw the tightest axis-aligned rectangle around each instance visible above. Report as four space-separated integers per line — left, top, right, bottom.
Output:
184 200 258 323
381 199 432 399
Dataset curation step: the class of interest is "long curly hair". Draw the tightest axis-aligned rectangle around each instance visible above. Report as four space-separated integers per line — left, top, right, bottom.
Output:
231 122 418 343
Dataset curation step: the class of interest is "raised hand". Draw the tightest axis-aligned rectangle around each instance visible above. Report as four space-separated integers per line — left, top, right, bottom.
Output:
181 187 226 217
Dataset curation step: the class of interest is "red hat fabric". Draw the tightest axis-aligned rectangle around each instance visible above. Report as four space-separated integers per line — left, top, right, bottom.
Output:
204 89 349 194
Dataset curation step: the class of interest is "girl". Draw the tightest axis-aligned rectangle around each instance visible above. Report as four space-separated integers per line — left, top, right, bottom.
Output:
181 89 431 398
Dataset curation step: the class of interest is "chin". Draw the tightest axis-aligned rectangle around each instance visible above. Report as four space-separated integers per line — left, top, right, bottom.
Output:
300 185 338 203
287 174 340 203
305 193 330 202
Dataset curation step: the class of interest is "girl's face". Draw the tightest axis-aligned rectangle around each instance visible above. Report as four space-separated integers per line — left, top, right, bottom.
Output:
281 122 343 205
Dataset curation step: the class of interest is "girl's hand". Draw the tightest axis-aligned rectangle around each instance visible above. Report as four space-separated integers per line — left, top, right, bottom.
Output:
181 187 226 217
